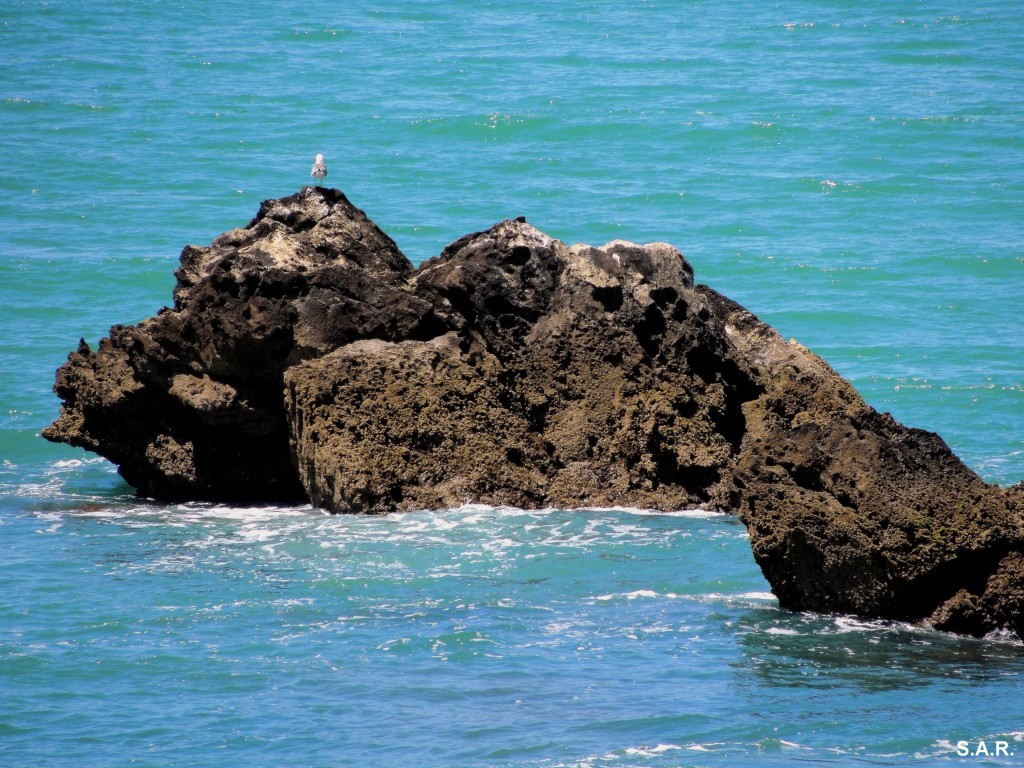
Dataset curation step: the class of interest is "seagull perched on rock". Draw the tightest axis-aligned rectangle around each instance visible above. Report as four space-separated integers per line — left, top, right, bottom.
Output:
310 153 327 186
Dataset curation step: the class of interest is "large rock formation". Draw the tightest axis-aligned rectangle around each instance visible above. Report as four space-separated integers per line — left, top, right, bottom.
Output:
714 303 1024 639
43 188 443 500
45 187 1023 638
285 217 753 514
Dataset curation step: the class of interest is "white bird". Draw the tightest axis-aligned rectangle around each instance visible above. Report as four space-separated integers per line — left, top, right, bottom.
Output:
310 153 327 186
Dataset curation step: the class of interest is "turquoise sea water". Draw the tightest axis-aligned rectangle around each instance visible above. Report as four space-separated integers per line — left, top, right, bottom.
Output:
1 1 1023 765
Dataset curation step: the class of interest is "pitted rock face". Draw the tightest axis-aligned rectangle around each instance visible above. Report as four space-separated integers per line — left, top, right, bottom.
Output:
44 187 432 501
288 218 738 515
45 188 1024 639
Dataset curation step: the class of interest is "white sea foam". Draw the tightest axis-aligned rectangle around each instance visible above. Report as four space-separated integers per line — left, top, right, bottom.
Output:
685 743 729 752
741 591 777 601
625 743 682 756
436 502 722 519
174 503 314 522
48 456 109 469
692 591 782 609
71 507 122 519
596 505 724 518
983 628 1023 645
764 627 801 636
624 589 658 600
595 589 660 602
50 459 84 468
16 478 65 499
831 615 920 635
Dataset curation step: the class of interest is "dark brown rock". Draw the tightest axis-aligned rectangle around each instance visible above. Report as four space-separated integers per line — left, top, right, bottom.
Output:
706 294 1024 637
44 187 441 500
285 219 737 513
45 188 1024 638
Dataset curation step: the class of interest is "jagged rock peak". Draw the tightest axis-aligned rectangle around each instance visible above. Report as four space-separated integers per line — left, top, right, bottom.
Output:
174 186 410 310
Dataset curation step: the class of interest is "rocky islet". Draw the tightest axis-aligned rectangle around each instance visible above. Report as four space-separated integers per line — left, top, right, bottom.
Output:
44 187 1024 639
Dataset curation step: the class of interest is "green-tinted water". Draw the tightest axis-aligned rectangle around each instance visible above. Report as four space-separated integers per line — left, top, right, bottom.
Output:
1 2 1022 765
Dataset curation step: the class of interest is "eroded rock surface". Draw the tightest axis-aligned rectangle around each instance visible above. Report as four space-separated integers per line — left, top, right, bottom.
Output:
285 218 756 514
708 297 1024 638
44 187 441 500
46 187 1024 637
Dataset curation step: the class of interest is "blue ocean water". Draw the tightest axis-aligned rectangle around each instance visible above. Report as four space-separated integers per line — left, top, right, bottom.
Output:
1 1 1022 766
